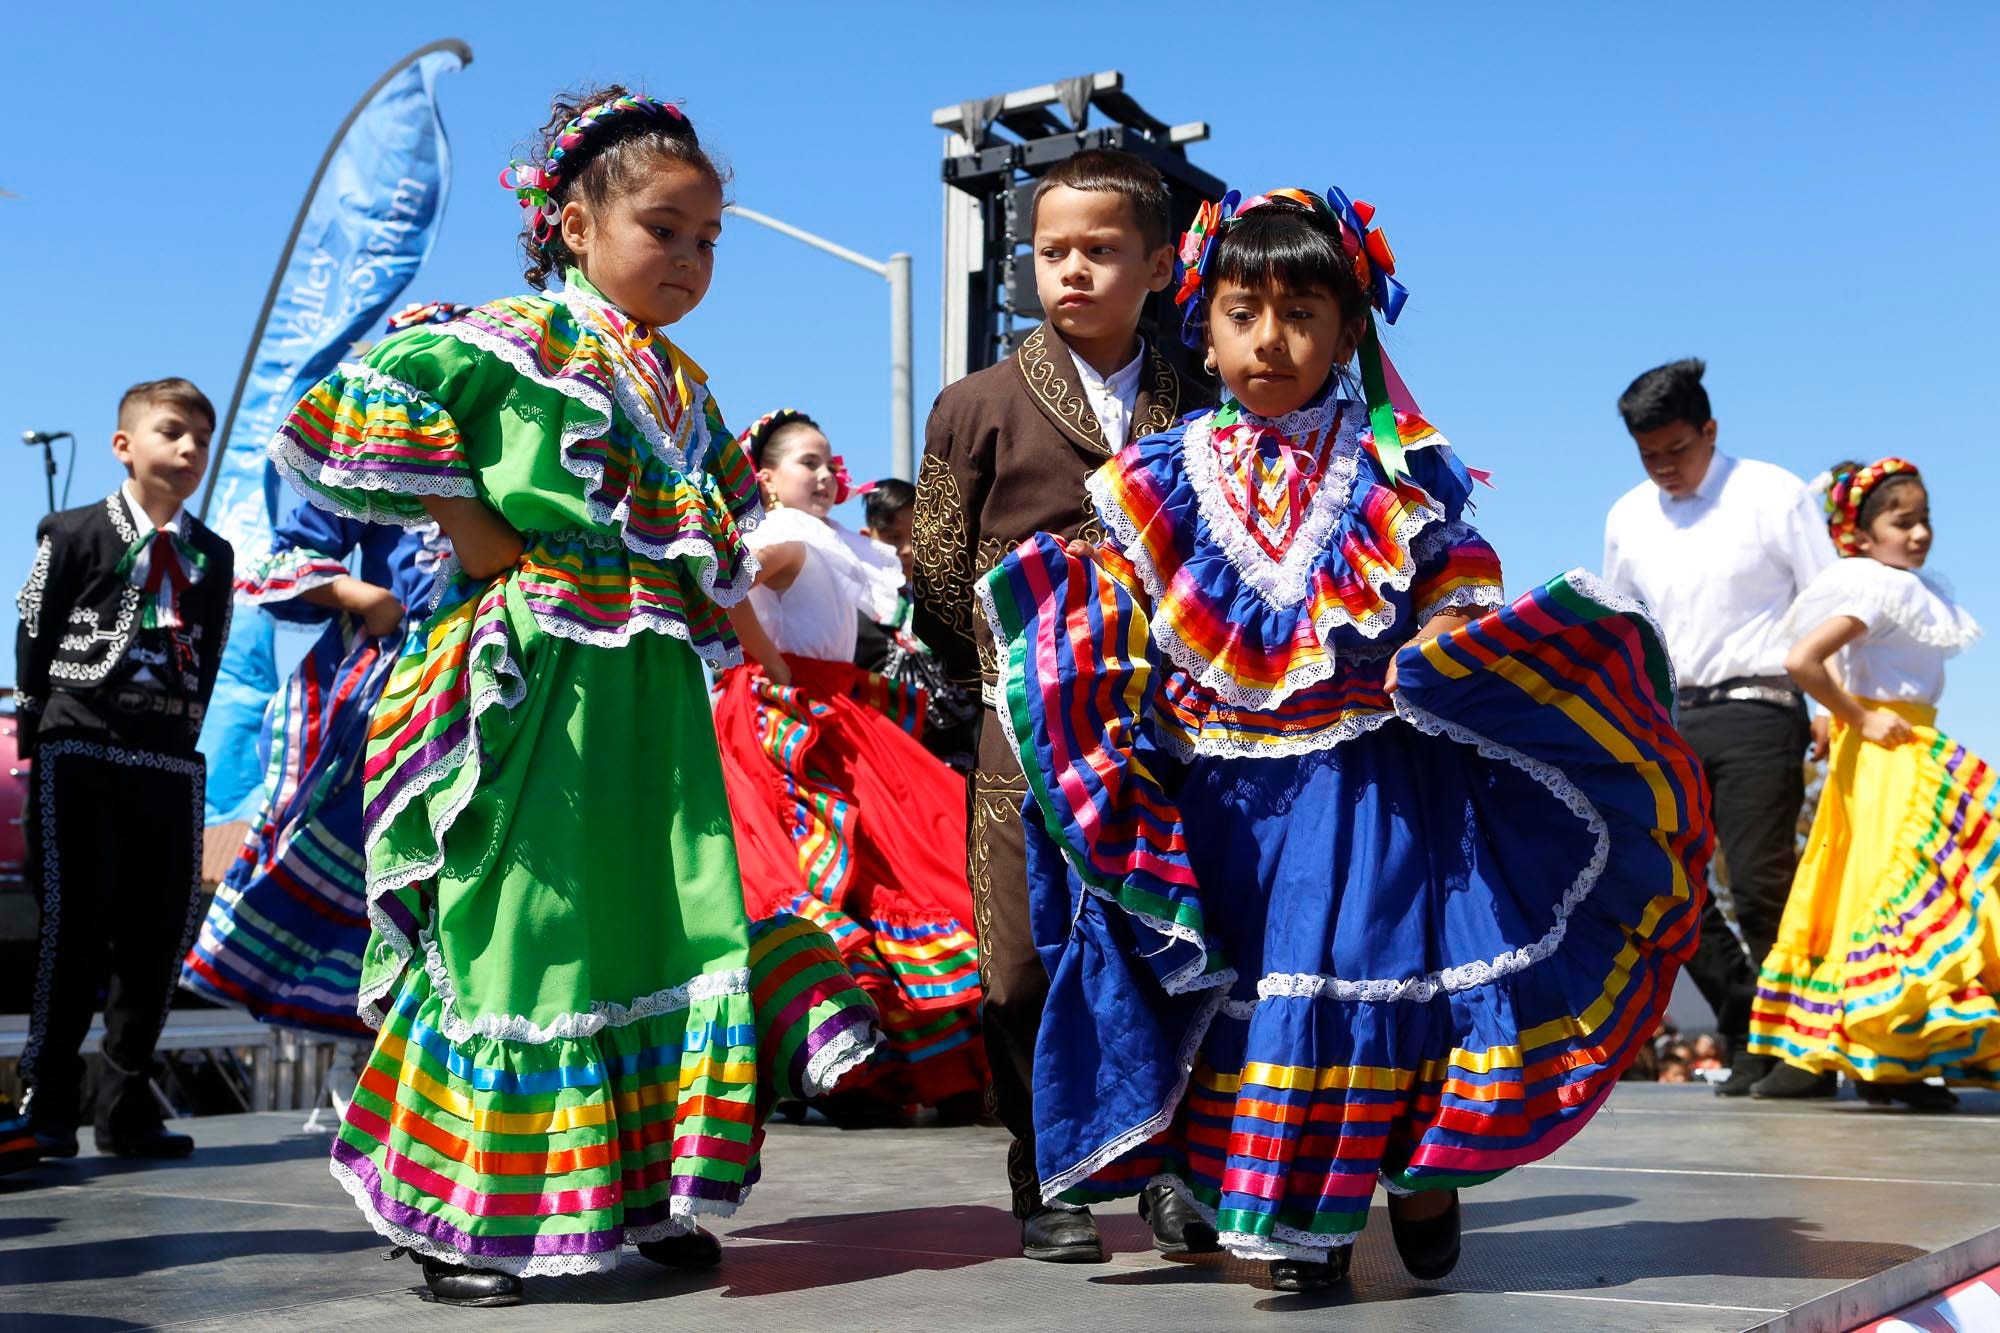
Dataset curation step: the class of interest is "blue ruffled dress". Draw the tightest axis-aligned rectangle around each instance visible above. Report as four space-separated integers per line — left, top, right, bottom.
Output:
982 385 1714 1260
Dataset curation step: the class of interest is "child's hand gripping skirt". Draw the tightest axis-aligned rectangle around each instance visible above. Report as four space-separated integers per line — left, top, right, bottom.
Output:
984 540 1714 1262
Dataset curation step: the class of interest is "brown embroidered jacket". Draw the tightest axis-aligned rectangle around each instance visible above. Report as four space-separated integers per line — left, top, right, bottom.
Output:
912 322 1199 699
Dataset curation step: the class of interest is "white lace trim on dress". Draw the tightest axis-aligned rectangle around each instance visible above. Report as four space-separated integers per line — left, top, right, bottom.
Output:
1785 559 1982 654
1094 414 1463 712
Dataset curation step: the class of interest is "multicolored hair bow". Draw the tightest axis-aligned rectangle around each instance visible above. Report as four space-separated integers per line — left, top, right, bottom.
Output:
738 408 852 504
1172 185 1432 481
500 94 688 243
385 301 473 331
1821 456 1921 556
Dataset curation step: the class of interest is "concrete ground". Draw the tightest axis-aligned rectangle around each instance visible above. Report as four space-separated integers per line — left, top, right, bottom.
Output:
3 1083 1998 1331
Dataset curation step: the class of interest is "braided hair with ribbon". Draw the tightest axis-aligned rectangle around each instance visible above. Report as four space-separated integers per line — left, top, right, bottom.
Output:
1819 457 1924 557
503 85 724 289
739 409 854 506
1174 186 1431 481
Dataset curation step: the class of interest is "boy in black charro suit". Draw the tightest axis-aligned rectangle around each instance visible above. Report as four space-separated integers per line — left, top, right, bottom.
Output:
15 377 233 1159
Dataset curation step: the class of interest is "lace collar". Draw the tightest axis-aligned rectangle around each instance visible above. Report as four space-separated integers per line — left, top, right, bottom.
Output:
1180 380 1400 608
1855 561 1982 652
1230 376 1354 440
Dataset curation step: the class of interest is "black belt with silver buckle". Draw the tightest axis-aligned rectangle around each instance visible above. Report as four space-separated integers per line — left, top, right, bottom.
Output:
1676 675 1802 711
104 686 193 719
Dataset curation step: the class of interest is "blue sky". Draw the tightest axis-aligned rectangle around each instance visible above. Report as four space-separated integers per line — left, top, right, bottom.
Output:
7 2 1997 750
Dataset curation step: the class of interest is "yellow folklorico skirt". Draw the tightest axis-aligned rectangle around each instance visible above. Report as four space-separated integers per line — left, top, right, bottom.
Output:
1750 701 2000 1084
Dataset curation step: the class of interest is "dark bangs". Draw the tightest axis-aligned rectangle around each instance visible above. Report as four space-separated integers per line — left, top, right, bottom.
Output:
1208 202 1366 320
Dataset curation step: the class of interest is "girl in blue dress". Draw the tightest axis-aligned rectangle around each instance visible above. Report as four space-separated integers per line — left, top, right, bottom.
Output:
983 188 1715 1292
181 302 463 1036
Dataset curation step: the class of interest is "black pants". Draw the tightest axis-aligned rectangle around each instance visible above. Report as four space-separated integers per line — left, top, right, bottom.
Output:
1678 700 1810 1046
19 738 205 1137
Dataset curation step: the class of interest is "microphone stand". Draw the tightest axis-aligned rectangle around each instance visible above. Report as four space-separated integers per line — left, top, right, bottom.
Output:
20 431 70 515
36 436 56 516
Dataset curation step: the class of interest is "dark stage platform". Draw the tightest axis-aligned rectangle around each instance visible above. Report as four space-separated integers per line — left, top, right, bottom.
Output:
3 1083 1997 1331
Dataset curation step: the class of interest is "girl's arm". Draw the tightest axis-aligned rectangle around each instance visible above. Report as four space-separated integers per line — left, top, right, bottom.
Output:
299 577 404 637
1384 606 1478 694
421 496 524 582
728 601 791 686
752 541 807 592
1784 614 1912 748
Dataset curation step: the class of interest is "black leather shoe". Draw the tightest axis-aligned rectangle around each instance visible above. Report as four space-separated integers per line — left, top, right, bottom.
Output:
1138 1181 1219 1255
1750 1062 1837 1100
638 1226 722 1270
1859 1080 1959 1112
1269 1245 1351 1292
1388 1188 1461 1280
1021 1204 1101 1262
94 1126 194 1159
419 1256 523 1307
1715 1052 1774 1097
1897 1083 1959 1112
32 1127 79 1159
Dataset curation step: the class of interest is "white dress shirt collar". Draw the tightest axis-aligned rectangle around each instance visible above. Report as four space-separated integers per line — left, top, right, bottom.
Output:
1686 451 1734 504
1068 340 1147 451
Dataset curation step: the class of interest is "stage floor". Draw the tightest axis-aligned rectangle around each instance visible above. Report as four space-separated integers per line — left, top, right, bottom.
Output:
3 1083 1996 1331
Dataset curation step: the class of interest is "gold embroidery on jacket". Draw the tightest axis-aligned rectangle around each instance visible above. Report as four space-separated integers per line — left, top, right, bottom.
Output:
1136 345 1183 438
1018 324 1108 456
913 452 973 641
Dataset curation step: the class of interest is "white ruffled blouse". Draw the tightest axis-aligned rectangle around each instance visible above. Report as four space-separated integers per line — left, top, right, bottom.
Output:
744 506 904 662
1785 558 1982 705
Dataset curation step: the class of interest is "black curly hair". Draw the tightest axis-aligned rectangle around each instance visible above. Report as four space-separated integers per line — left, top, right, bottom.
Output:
518 84 729 290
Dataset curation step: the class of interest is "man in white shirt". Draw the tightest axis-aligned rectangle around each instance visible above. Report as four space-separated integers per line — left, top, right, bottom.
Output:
1603 358 1836 1097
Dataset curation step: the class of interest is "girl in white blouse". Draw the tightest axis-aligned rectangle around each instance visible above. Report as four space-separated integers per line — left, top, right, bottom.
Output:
1748 458 1993 1108
712 411 989 1122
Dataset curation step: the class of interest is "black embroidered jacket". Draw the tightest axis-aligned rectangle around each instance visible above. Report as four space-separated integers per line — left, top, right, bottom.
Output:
15 493 234 757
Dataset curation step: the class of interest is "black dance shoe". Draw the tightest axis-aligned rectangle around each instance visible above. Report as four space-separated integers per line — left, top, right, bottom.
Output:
31 1126 78 1159
1021 1204 1102 1262
1859 1080 1959 1112
23 1091 78 1158
94 1126 194 1159
1138 1180 1219 1255
416 1255 523 1307
638 1226 723 1270
1388 1188 1462 1281
812 1090 916 1130
1749 1062 1838 1100
1269 1245 1351 1292
1715 1052 1775 1097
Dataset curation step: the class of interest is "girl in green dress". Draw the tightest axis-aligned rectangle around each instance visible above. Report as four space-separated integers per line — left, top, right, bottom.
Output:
271 87 881 1307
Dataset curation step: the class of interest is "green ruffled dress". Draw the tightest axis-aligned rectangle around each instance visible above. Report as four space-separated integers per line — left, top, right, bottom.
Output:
271 272 880 1275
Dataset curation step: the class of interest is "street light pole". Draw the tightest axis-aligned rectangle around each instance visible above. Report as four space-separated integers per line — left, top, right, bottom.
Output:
887 252 912 481
725 204 916 480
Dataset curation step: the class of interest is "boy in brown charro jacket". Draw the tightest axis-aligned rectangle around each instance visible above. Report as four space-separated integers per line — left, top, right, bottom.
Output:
913 149 1208 1263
